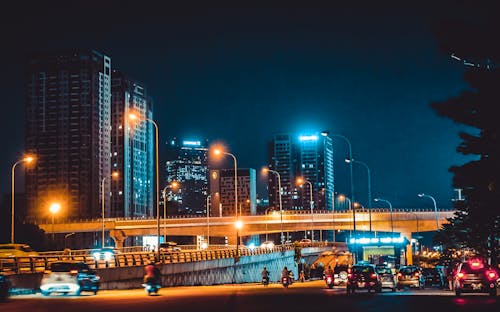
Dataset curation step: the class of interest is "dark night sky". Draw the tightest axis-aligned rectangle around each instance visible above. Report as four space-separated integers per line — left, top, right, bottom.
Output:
1 1 490 209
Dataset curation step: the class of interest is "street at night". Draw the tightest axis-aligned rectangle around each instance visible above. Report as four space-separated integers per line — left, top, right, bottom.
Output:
4 281 500 312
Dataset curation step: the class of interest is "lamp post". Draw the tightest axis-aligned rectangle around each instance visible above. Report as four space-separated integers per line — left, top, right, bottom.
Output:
206 194 211 247
345 158 372 233
101 171 118 248
332 134 354 203
374 198 393 237
213 149 238 219
64 232 75 250
331 191 335 243
264 207 275 242
129 113 160 257
11 155 35 244
417 193 439 230
340 194 356 263
297 177 314 241
263 168 284 245
49 202 61 241
408 212 420 266
162 181 179 243
235 220 243 255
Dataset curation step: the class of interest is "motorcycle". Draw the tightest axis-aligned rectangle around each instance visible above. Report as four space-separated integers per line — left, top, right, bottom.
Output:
142 280 161 295
281 276 290 288
325 275 334 289
262 276 270 286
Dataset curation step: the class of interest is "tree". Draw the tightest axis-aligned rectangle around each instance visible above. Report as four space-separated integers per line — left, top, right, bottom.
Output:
431 9 500 265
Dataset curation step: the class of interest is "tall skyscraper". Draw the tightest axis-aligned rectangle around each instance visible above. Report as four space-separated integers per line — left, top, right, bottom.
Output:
268 131 334 212
25 50 112 220
111 71 154 218
209 168 257 217
165 139 209 215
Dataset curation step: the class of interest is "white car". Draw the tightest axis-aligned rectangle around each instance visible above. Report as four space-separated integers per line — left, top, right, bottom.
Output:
260 241 275 249
40 261 100 296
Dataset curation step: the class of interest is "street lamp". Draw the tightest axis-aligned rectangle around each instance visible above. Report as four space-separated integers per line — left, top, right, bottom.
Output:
417 193 439 230
296 177 314 241
235 220 243 254
49 202 61 241
101 171 119 248
264 207 276 242
11 155 35 244
213 148 238 219
408 212 420 266
162 181 179 242
331 191 335 242
332 134 354 203
263 168 284 245
339 194 356 263
206 194 211 247
345 158 372 232
64 232 76 250
374 198 393 237
129 112 160 258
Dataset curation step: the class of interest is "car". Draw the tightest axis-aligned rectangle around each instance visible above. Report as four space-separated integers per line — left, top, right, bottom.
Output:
453 258 498 297
91 247 118 261
260 241 275 249
396 265 425 290
334 265 349 286
375 265 397 291
422 267 445 288
0 274 11 302
40 261 100 296
298 239 312 247
159 242 181 253
346 263 382 294
0 244 39 258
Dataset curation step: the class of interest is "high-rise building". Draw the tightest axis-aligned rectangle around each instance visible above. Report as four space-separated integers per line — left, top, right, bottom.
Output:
268 131 334 212
165 139 209 215
209 168 257 217
111 71 154 218
25 50 112 220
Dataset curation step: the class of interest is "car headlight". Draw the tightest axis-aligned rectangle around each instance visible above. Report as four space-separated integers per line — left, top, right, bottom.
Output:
92 252 100 260
104 252 113 261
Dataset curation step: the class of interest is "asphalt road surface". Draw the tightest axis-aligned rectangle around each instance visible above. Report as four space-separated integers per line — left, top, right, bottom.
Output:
3 280 499 312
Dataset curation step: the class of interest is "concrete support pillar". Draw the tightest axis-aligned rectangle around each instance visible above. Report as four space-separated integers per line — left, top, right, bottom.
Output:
109 229 127 249
402 232 412 265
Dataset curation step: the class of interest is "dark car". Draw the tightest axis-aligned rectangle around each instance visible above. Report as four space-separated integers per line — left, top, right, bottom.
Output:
453 258 498 297
40 261 100 296
346 264 382 294
0 274 10 302
422 267 445 288
397 265 425 289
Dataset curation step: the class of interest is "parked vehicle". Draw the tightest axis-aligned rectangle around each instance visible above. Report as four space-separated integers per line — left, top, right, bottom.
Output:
346 263 382 294
260 241 275 250
281 276 291 288
397 266 425 290
91 247 118 261
422 267 445 288
0 274 10 302
0 244 39 258
375 265 397 292
453 258 498 297
40 261 100 296
298 239 312 247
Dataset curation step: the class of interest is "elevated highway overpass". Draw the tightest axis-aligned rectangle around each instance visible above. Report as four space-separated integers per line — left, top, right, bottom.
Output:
35 208 455 247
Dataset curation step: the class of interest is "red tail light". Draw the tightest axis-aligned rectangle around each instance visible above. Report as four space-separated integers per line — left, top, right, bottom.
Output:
371 273 377 279
486 270 498 281
70 269 78 275
397 273 402 279
456 272 465 279
414 272 419 277
327 277 332 283
348 273 353 279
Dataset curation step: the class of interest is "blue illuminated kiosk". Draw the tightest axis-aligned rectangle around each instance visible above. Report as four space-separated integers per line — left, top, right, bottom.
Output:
349 236 409 268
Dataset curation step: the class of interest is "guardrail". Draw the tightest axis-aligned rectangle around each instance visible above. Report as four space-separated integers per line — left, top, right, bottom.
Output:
0 243 318 275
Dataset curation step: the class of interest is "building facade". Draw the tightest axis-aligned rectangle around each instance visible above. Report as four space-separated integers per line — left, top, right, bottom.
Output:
111 71 154 218
268 132 334 212
165 139 209 215
209 168 257 217
25 50 112 220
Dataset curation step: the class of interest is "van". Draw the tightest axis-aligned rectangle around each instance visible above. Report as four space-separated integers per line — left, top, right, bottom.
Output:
0 244 39 258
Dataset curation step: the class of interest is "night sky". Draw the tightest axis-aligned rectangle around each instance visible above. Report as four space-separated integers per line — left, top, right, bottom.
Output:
1 1 487 209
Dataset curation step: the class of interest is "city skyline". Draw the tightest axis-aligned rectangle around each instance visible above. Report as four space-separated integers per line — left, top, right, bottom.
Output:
0 1 481 210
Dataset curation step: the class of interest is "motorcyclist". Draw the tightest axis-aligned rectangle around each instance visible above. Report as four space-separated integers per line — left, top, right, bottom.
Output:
324 265 334 279
281 266 289 278
261 266 270 285
144 261 160 285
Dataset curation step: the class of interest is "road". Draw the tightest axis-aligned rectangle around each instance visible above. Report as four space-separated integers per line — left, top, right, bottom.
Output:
3 280 499 312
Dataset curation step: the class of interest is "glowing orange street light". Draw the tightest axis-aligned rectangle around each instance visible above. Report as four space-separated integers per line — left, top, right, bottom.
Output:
49 202 61 241
162 181 180 242
296 177 314 241
11 154 36 244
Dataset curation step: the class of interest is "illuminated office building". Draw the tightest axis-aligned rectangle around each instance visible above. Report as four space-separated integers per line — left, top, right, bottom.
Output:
268 132 334 212
111 71 154 218
165 139 209 215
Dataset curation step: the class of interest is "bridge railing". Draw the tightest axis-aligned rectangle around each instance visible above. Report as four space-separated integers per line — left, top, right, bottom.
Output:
0 243 318 275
